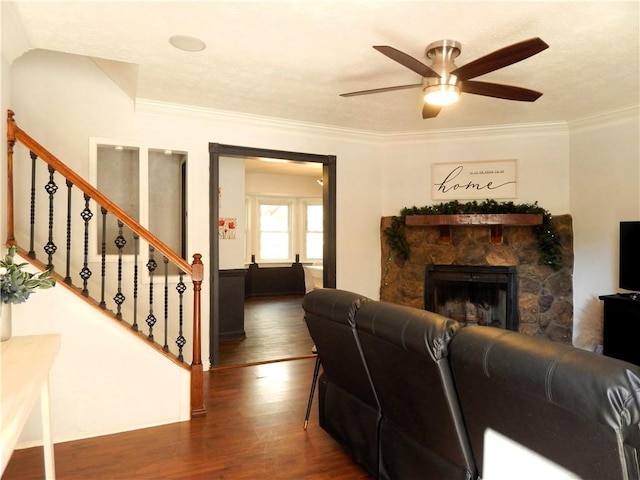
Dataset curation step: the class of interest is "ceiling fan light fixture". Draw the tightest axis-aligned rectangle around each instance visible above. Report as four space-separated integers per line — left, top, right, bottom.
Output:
343 37 547 119
424 84 460 106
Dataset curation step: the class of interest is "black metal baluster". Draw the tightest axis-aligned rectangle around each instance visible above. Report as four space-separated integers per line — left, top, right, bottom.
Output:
132 234 139 331
64 179 73 284
176 273 187 362
44 165 58 269
28 151 37 258
113 221 127 320
163 256 169 352
146 246 158 341
79 194 93 296
99 207 107 309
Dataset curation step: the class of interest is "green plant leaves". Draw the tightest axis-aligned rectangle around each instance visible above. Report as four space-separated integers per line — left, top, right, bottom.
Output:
1 247 56 304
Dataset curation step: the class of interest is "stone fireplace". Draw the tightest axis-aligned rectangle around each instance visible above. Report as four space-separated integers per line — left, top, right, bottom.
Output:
380 214 574 343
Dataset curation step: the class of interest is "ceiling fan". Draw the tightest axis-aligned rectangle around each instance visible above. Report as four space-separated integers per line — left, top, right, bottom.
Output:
340 37 549 119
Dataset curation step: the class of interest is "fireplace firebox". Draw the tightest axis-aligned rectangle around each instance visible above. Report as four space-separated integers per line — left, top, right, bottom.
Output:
424 264 518 331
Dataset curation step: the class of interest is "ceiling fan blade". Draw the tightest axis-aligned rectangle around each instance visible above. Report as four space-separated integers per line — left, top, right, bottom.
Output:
422 103 442 119
451 37 549 81
340 83 422 97
373 46 440 78
461 80 543 102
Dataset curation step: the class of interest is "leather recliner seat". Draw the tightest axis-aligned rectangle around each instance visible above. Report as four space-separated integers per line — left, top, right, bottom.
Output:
449 326 640 479
355 301 477 480
302 288 379 476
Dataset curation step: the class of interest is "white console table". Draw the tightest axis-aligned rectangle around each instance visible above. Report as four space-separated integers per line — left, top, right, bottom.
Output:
1 334 61 479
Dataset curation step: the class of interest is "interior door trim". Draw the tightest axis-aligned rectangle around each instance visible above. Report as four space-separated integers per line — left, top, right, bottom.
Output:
209 143 337 367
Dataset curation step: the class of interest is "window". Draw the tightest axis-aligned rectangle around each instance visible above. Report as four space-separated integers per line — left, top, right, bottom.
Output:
247 196 322 264
259 202 291 260
304 202 323 260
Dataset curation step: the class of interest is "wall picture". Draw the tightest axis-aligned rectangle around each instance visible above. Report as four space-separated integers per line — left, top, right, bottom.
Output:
431 159 518 201
219 217 237 239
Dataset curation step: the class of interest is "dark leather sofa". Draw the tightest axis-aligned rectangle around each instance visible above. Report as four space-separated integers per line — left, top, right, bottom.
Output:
303 288 640 480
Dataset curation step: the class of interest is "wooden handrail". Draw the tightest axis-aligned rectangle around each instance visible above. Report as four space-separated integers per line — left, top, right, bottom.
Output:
7 110 191 275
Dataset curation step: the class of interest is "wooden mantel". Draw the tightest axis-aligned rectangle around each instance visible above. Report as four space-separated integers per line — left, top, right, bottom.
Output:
405 213 543 245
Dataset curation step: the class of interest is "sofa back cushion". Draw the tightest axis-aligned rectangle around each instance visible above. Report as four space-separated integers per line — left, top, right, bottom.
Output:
355 301 477 480
450 325 640 479
302 288 379 474
303 288 375 406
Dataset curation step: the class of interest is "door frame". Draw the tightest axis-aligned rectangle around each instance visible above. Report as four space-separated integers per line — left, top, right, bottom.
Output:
209 143 337 367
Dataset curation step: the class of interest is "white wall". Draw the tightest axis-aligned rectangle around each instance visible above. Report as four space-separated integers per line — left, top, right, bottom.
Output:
219 156 246 269
246 171 322 197
569 107 640 348
12 264 190 447
380 125 571 216
1 54 8 250
1 1 13 248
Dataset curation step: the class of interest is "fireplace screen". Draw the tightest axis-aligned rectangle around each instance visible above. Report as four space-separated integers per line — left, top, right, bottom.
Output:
424 265 518 331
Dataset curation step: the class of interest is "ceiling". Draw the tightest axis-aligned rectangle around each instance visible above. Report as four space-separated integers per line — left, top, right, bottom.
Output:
5 1 640 134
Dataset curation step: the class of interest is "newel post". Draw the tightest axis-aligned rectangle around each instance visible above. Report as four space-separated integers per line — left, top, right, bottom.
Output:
190 253 206 417
6 110 16 246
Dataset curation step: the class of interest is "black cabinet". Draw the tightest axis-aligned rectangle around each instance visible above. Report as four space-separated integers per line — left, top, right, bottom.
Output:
599 294 640 365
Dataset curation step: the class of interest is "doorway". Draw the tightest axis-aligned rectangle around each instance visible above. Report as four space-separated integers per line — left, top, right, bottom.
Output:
209 143 336 367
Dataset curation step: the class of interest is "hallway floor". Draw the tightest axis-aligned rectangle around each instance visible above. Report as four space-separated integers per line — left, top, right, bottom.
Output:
218 295 315 367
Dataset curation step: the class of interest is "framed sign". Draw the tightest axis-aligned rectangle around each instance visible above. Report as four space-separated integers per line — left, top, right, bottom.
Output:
432 159 518 201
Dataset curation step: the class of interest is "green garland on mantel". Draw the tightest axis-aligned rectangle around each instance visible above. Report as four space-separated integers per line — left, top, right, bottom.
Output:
384 199 563 270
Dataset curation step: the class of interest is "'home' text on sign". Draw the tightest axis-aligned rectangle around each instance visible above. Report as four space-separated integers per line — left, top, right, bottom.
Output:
432 160 518 200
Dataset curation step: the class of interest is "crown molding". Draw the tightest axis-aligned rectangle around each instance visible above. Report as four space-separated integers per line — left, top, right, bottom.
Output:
136 99 636 145
381 121 569 144
568 104 639 132
135 99 385 144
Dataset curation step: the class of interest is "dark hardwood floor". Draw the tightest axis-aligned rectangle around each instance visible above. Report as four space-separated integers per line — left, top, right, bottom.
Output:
218 295 315 367
3 357 373 480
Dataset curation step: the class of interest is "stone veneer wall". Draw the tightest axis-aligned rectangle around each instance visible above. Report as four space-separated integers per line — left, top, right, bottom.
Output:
380 215 574 343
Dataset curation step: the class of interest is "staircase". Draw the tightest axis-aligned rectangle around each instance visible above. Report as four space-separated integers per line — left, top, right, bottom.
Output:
6 110 205 418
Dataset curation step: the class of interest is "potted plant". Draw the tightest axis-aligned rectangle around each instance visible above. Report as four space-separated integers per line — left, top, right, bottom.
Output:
0 246 56 341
